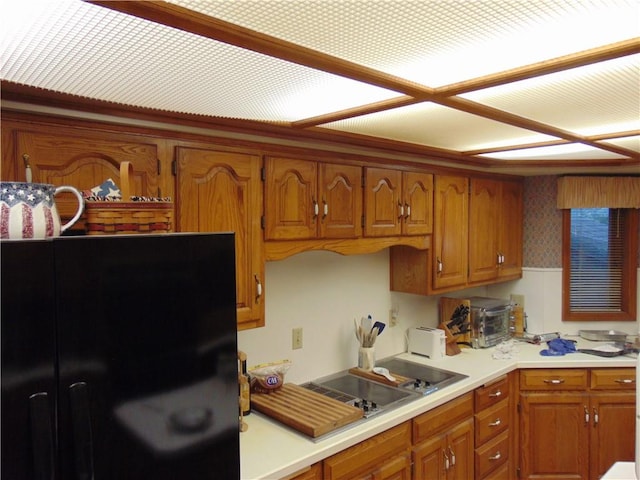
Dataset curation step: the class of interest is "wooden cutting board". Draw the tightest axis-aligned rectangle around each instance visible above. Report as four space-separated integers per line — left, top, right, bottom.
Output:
251 383 363 438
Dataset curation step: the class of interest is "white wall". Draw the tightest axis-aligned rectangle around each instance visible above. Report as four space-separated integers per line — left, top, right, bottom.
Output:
487 267 640 337
237 249 486 384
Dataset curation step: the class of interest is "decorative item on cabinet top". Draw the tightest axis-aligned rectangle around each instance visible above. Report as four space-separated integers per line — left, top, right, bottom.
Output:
83 162 173 235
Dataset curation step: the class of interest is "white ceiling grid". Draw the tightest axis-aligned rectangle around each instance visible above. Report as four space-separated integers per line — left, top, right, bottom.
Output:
1 0 639 170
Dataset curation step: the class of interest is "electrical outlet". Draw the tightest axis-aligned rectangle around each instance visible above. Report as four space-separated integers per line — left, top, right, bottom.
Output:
292 327 303 350
510 294 525 310
389 305 399 327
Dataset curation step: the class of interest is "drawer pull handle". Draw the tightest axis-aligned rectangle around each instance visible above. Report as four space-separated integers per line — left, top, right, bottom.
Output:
489 451 501 461
543 378 565 384
615 378 634 384
489 418 502 427
584 405 589 424
488 390 502 398
448 447 456 466
593 407 599 426
443 451 450 470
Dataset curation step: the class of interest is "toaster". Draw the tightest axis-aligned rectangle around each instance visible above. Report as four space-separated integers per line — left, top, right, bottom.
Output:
408 327 446 360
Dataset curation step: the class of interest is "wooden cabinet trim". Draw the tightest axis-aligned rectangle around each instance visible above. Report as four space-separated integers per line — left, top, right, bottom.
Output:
590 368 636 390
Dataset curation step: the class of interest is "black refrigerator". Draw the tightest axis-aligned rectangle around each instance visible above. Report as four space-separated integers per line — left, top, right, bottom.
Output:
1 233 240 480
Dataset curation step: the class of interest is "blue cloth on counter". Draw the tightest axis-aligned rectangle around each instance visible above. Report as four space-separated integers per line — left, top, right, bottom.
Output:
540 338 577 356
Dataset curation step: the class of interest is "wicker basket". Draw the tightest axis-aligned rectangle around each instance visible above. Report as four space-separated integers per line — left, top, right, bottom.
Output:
84 162 173 235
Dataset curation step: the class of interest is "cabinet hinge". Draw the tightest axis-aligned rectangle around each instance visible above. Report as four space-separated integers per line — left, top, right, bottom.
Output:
171 160 177 176
261 167 266 181
157 158 161 175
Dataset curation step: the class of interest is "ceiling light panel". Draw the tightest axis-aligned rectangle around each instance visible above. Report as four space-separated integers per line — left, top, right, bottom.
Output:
482 143 628 160
1 0 398 120
320 102 555 151
462 55 640 135
170 0 640 88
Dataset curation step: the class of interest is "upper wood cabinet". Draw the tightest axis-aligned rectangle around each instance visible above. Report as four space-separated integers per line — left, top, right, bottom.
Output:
364 167 433 237
264 157 362 240
468 178 523 284
13 129 160 228
432 174 469 291
175 146 264 330
497 179 524 280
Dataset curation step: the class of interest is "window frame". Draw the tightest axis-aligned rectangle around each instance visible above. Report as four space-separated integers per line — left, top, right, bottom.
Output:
562 208 638 321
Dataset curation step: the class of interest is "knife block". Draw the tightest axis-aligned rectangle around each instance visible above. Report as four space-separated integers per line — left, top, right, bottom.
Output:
438 322 461 356
439 297 471 346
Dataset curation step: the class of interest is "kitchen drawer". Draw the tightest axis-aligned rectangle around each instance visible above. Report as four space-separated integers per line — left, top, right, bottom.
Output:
474 398 509 445
413 392 473 444
479 461 510 480
519 368 588 391
323 422 410 480
590 368 636 390
475 375 509 411
475 430 509 479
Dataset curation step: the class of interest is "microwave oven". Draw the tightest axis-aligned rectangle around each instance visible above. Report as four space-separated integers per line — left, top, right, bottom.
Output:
468 297 513 348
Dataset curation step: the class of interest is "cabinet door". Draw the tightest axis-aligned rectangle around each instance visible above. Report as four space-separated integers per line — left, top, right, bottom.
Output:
364 167 402 237
413 432 447 480
402 172 433 236
498 180 523 279
447 418 474 480
519 392 590 480
589 392 636 480
16 130 159 225
264 157 317 240
176 147 264 330
468 178 500 284
318 163 362 239
433 175 468 290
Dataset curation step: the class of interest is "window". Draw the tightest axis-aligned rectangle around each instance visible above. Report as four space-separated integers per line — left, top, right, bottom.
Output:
562 208 638 321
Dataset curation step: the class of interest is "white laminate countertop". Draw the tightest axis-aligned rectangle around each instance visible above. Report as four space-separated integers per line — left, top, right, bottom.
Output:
240 339 637 480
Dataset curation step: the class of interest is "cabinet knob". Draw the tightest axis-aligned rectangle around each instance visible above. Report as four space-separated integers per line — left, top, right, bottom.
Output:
254 275 263 301
488 390 502 398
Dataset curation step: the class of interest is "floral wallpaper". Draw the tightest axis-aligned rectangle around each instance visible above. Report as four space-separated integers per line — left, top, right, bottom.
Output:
523 176 640 268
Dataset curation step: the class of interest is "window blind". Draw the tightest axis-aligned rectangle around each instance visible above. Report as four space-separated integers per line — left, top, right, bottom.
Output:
569 208 625 312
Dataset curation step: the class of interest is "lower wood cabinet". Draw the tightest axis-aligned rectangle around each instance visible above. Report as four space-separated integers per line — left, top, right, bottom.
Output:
518 368 636 480
323 422 411 480
412 392 474 480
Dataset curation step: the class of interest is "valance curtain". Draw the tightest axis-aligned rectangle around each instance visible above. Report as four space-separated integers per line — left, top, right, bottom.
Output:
556 176 640 209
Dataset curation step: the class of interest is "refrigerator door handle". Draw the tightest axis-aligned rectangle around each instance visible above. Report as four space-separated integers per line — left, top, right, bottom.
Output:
29 392 55 480
69 382 94 480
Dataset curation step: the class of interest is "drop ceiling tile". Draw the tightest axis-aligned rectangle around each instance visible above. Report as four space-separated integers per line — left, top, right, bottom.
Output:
170 0 640 87
462 55 640 135
1 0 398 120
